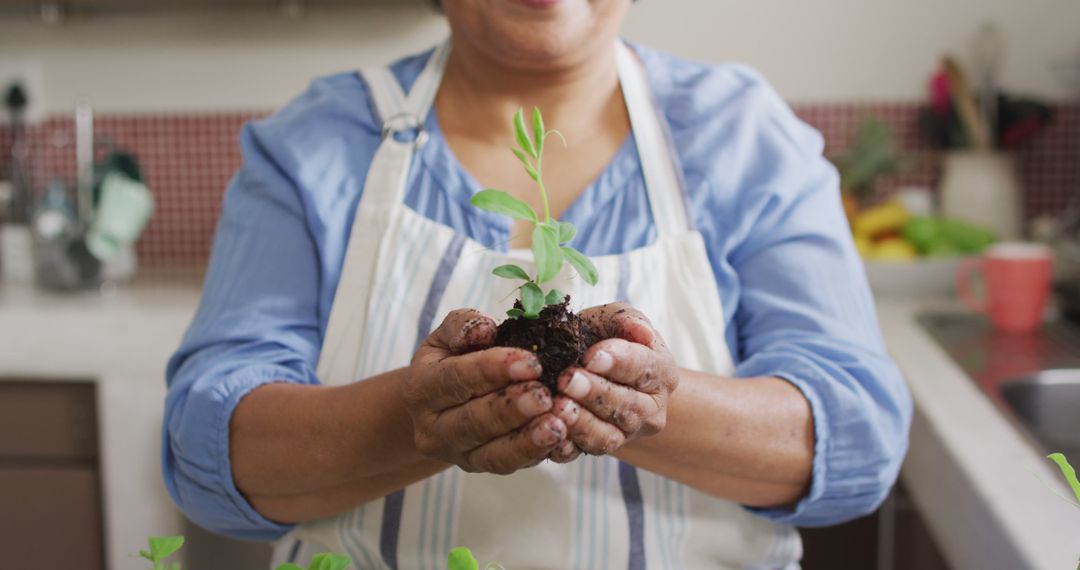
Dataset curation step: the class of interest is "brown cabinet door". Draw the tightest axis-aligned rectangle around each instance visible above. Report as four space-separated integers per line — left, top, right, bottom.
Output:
0 382 97 460
0 466 105 570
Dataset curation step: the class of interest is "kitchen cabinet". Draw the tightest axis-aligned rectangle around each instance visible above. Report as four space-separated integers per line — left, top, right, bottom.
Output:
802 483 949 570
0 380 104 569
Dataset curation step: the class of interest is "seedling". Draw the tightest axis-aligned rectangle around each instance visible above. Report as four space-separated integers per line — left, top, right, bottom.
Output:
1044 453 1080 570
470 108 598 320
139 536 184 570
276 552 353 570
139 535 353 570
448 547 504 570
1047 452 1080 510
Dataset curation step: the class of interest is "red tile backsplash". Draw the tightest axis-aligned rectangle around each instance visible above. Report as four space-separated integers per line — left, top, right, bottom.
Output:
1 103 1077 270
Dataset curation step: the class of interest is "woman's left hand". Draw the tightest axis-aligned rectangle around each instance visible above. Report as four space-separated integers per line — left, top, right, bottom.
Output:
548 303 679 463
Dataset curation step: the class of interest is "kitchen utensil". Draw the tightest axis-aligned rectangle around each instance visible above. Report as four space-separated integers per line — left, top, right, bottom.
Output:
75 101 95 226
939 150 1021 240
943 56 993 150
972 23 1005 144
4 83 32 225
998 95 1053 148
956 242 1053 333
86 171 154 261
31 179 100 291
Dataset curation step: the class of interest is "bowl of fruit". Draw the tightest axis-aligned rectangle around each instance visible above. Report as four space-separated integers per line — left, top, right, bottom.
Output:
851 198 996 298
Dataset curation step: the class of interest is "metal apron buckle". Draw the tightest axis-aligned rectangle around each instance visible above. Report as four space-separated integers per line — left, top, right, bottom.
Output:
381 113 429 149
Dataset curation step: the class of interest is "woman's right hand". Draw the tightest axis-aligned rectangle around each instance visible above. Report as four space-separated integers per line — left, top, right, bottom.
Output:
402 309 574 475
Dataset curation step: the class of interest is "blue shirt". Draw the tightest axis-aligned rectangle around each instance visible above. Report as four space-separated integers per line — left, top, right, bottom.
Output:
164 43 912 541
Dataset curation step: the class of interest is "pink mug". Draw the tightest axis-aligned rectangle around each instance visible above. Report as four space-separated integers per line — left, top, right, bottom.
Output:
956 242 1054 333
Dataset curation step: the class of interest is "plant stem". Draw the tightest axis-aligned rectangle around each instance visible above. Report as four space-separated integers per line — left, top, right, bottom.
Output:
535 145 551 223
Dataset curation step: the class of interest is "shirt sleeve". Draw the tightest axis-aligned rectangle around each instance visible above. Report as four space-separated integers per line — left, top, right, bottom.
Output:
162 120 323 541
716 76 913 527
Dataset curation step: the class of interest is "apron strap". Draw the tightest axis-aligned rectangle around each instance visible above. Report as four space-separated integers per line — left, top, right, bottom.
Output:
616 41 692 237
316 43 450 384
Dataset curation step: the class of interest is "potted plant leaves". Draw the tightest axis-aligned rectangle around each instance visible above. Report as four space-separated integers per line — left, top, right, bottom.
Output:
470 108 600 391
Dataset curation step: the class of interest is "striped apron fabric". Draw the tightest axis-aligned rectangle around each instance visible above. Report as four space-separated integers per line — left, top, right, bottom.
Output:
272 41 802 570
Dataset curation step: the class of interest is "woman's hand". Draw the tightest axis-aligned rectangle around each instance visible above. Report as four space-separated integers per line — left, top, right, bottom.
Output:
403 309 572 475
550 303 679 461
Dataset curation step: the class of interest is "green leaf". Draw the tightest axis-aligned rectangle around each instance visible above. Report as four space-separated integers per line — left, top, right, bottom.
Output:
520 282 545 317
470 190 537 223
309 552 352 570
561 246 599 286
545 289 565 305
493 264 530 281
514 109 537 159
532 225 564 284
511 148 531 168
448 547 480 570
170 563 181 570
274 565 304 570
556 221 576 244
523 163 540 182
532 107 545 159
1048 453 1080 504
148 536 184 561
506 308 525 318
139 550 152 561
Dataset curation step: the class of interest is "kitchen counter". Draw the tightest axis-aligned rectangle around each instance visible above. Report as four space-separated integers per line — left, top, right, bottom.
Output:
1 279 1078 569
881 300 1080 569
0 277 202 570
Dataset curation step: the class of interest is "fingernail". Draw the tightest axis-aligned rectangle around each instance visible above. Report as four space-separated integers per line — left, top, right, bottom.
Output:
559 400 581 426
587 350 614 374
532 419 565 446
565 371 590 399
509 358 541 381
516 388 551 416
460 317 493 347
558 440 575 456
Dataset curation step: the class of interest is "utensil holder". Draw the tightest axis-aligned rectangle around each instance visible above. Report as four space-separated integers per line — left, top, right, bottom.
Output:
940 151 1022 240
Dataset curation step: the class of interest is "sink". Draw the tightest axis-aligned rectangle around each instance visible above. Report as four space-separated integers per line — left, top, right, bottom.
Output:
918 313 1080 457
1000 370 1080 458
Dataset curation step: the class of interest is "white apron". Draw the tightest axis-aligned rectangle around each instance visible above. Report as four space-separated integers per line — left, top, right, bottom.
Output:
272 41 801 570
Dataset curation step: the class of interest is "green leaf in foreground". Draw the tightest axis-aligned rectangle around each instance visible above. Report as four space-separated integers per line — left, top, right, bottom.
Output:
275 565 304 570
520 282 545 317
556 221 576 244
148 536 184 561
471 190 537 223
532 107 545 159
532 225 563 283
309 552 352 570
513 109 537 159
561 246 599 286
506 308 525 318
448 547 480 570
545 288 565 305
493 264 530 281
1048 453 1080 504
511 148 531 168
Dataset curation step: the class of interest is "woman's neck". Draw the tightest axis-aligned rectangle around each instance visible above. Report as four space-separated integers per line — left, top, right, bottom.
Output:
435 36 624 146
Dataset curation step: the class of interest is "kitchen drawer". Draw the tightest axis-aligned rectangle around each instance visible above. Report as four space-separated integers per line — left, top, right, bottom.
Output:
0 381 98 460
0 466 105 569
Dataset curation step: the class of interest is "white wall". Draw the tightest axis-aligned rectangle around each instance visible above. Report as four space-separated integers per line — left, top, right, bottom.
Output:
1 0 1078 119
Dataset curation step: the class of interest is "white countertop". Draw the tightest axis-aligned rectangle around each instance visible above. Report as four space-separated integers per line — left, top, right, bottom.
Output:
880 300 1080 569
1 279 1077 569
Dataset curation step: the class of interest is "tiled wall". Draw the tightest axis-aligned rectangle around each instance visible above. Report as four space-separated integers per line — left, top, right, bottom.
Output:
1 103 1077 269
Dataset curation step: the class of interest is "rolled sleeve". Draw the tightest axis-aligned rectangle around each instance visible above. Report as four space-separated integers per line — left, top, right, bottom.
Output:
163 119 326 540
738 346 909 526
705 74 913 527
166 358 312 540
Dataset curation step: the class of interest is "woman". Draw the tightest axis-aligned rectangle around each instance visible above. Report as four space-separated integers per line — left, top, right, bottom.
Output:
164 1 911 568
